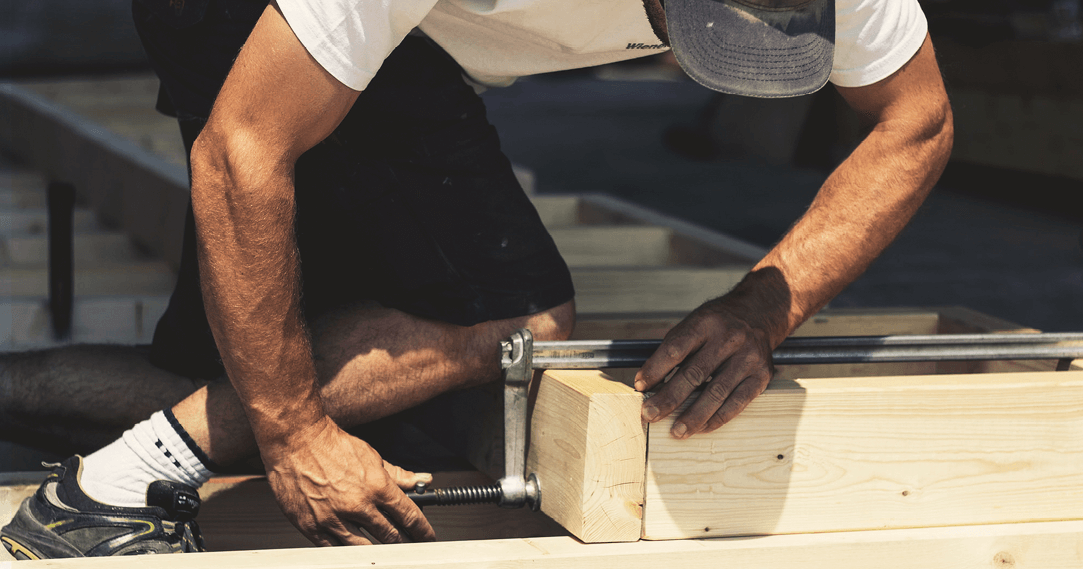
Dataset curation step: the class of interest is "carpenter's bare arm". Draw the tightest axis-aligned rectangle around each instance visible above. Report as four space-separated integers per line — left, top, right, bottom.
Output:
636 34 954 437
189 2 434 545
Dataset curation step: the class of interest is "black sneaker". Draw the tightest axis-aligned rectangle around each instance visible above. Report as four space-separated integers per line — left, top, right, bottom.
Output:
1 456 204 559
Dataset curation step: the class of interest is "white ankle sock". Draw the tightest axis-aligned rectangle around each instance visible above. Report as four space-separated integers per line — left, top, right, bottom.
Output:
80 410 215 507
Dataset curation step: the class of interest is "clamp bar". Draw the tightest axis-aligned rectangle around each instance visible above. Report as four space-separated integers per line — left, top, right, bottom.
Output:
502 333 1083 369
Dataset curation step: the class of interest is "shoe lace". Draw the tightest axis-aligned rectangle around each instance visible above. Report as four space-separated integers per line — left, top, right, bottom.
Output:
174 519 206 553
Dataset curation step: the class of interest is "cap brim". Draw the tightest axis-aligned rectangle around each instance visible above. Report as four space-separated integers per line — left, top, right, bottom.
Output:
667 0 835 98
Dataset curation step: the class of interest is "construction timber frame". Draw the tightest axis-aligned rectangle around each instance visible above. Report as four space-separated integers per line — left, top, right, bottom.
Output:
3 81 1082 567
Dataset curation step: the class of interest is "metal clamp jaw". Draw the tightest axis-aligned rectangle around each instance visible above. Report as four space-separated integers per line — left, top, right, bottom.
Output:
497 329 541 510
406 328 540 510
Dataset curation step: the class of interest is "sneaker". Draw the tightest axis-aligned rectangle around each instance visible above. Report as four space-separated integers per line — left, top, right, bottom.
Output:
1 456 204 559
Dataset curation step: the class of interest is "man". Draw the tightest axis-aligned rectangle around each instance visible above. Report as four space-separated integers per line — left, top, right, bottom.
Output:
1 0 951 558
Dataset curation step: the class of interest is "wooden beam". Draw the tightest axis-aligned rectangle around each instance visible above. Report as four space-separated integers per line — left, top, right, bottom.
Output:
526 370 646 543
6 521 1082 567
415 307 1080 522
531 195 581 228
0 84 189 271
933 306 1081 373
5 233 141 267
1 263 175 297
2 296 170 348
571 267 750 314
3 208 99 234
643 371 1083 540
549 227 673 267
520 369 1083 542
576 193 769 264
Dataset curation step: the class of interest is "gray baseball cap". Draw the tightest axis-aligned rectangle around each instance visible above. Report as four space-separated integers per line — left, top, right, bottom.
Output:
666 0 835 98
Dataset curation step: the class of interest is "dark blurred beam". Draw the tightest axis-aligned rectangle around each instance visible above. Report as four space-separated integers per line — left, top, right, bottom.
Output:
46 180 76 340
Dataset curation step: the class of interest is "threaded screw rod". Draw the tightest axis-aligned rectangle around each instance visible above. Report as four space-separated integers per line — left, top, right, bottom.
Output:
406 482 502 507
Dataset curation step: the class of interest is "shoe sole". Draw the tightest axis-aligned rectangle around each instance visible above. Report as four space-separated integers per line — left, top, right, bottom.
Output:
1 498 84 559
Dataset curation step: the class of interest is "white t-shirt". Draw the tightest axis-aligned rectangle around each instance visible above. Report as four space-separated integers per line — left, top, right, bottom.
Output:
276 0 927 92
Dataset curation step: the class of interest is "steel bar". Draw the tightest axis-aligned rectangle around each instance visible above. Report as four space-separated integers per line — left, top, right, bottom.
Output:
500 333 1083 369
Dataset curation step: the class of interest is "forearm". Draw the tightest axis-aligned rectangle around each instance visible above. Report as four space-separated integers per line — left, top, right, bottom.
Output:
190 130 326 458
736 99 953 346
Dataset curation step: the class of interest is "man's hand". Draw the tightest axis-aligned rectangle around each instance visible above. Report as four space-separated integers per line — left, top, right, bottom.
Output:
263 416 436 546
634 274 782 439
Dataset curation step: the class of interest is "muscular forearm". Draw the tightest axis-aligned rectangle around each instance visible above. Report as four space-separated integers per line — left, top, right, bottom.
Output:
740 101 953 347
189 129 326 457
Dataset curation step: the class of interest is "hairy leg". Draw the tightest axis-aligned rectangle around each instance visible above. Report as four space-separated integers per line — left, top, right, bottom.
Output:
173 300 576 466
0 345 209 455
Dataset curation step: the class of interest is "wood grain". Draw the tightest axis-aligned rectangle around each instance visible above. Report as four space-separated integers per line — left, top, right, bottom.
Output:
6 521 1082 568
526 370 646 543
643 371 1083 539
571 267 749 314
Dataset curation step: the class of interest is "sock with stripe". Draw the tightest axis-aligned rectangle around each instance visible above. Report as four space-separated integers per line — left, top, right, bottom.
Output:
79 409 217 508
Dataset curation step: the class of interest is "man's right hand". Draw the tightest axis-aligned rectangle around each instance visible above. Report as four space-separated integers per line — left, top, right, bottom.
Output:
262 416 436 546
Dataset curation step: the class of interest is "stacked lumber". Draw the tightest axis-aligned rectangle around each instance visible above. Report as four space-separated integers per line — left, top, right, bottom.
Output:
0 163 173 349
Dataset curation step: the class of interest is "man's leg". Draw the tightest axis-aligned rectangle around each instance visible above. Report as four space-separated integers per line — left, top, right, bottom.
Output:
0 345 209 455
173 300 574 466
0 299 572 460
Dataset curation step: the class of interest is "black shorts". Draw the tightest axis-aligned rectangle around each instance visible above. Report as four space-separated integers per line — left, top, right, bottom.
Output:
132 0 575 379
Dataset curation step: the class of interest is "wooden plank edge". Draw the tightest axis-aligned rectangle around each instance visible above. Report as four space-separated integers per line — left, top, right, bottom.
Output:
642 370 1083 539
527 370 646 543
13 520 1083 568
578 193 769 263
0 82 188 271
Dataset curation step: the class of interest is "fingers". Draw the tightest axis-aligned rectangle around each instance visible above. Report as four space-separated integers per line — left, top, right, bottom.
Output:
379 490 437 543
640 340 729 426
383 460 434 490
305 490 433 546
349 474 435 544
673 355 771 438
634 324 703 394
634 306 774 439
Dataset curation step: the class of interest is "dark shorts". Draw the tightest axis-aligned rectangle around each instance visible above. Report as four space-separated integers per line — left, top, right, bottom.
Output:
132 0 575 379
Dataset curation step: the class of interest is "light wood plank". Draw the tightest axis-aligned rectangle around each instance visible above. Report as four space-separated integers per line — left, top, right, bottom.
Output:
1 208 100 235
550 226 672 267
933 306 1081 373
578 193 768 264
1 296 170 348
530 195 581 228
571 267 750 314
4 233 141 267
6 521 1082 568
643 371 1083 540
777 308 943 379
1 263 175 297
527 370 646 543
1 83 190 270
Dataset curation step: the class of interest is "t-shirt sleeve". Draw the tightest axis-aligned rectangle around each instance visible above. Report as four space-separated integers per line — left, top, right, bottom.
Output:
277 0 441 91
830 0 928 88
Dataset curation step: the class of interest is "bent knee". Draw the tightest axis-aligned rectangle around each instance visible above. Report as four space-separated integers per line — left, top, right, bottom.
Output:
528 300 576 341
